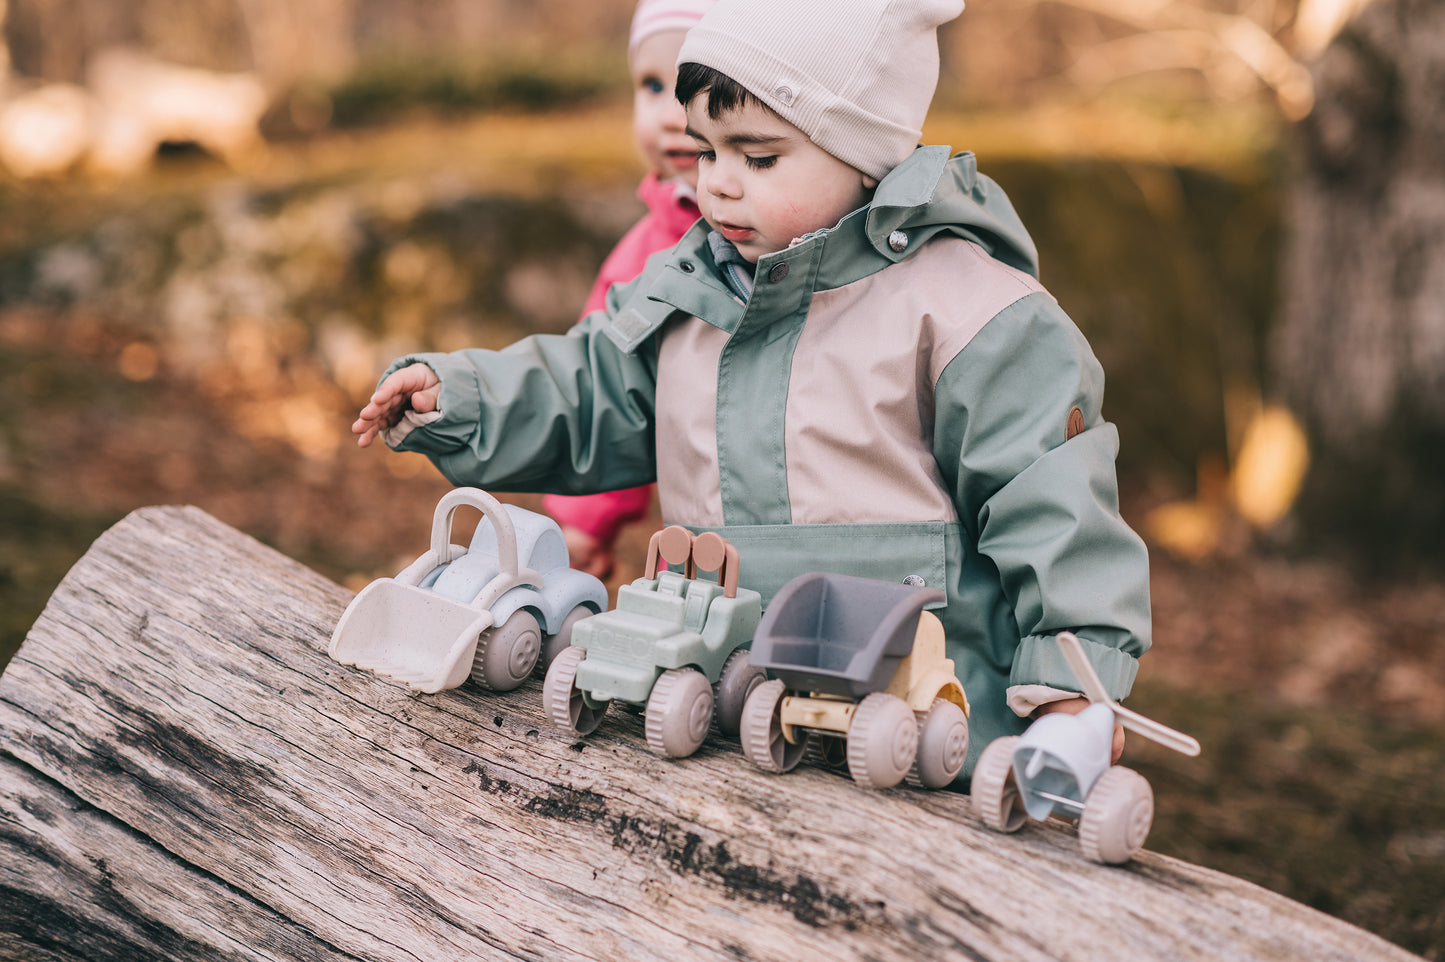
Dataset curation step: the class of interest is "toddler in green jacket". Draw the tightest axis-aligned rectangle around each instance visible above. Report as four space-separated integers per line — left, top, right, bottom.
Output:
354 0 1148 778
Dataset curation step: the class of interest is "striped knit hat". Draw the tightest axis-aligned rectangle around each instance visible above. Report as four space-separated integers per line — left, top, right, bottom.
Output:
677 0 964 181
629 0 718 60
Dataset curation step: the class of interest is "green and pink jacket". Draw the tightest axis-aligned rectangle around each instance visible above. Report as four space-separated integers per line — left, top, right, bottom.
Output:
383 145 1151 778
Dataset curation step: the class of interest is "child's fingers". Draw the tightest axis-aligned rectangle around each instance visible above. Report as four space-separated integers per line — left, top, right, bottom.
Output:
353 364 437 448
372 364 437 404
358 385 412 423
352 414 379 447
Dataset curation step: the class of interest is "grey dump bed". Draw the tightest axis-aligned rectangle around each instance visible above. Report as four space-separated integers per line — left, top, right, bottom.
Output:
750 573 945 698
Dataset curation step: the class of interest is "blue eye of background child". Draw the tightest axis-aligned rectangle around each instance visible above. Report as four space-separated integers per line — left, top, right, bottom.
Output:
641 76 665 94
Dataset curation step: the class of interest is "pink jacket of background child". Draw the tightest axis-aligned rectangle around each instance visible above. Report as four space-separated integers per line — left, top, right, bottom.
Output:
542 171 701 543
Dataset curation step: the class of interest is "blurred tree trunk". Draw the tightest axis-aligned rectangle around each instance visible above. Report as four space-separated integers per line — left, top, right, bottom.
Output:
234 0 357 85
1273 0 1445 567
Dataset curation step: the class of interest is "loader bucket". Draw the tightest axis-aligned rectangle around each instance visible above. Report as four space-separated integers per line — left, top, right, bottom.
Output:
329 578 494 693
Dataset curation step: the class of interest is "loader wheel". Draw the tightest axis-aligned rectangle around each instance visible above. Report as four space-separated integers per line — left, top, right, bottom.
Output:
645 668 714 758
845 692 917 789
1078 766 1153 864
543 645 607 735
473 609 542 692
971 736 1027 832
907 699 970 789
712 649 765 738
536 604 593 678
740 679 808 773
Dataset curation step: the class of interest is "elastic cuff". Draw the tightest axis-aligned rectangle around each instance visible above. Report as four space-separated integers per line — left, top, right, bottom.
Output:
1005 684 1081 718
1009 632 1139 702
382 408 443 449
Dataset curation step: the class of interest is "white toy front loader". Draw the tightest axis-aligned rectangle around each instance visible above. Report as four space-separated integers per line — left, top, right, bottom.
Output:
329 488 541 693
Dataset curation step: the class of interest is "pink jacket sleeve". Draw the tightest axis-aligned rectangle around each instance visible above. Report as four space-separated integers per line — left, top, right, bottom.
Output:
543 175 701 543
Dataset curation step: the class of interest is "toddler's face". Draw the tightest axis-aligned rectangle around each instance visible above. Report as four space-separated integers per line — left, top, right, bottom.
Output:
631 31 698 187
685 95 877 264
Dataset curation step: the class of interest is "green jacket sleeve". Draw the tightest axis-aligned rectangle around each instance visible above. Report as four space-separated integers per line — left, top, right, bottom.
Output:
933 292 1151 700
382 282 663 495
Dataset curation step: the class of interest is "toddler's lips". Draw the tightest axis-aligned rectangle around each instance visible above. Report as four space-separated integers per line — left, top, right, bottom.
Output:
715 222 755 243
666 150 699 169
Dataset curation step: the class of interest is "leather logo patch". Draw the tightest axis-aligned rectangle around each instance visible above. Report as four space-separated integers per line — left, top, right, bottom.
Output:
1066 406 1086 440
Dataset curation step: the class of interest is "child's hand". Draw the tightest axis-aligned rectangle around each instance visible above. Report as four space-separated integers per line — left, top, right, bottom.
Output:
352 363 441 448
1033 696 1125 763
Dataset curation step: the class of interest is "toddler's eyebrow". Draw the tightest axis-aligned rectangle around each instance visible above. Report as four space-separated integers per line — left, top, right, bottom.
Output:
685 126 789 149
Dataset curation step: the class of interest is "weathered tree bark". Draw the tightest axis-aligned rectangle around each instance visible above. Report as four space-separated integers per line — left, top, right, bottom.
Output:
0 506 1422 961
1274 0 1445 565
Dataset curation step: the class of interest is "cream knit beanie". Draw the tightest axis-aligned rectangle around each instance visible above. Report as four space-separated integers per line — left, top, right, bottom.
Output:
629 0 719 60
677 0 964 181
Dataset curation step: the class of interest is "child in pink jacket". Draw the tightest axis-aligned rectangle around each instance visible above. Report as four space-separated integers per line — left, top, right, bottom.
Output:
543 0 715 579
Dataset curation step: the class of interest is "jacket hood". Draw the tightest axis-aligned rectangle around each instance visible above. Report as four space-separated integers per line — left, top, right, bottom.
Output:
864 145 1039 279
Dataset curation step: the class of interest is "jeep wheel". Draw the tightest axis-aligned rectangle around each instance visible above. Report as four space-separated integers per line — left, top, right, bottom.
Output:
542 645 607 735
713 649 766 738
644 668 714 758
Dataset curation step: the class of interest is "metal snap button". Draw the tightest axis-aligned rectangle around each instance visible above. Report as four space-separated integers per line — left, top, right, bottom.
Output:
888 230 909 253
768 262 790 282
902 574 926 587
679 260 695 273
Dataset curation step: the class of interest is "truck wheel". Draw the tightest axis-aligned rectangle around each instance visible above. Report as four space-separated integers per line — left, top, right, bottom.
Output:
536 604 592 678
971 736 1026 832
543 645 607 735
907 699 970 789
473 609 542 691
645 668 714 758
1079 766 1153 864
845 692 918 789
740 679 808 773
712 649 765 738
806 735 849 772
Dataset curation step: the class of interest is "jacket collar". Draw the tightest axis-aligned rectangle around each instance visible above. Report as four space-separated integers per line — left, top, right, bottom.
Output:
637 172 702 239
601 147 1040 352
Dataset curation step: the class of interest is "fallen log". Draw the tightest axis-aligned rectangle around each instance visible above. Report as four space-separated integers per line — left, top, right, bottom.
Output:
0 505 1422 962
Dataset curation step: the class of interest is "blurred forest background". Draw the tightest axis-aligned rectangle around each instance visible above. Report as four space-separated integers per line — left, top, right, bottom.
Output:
1 0 1443 957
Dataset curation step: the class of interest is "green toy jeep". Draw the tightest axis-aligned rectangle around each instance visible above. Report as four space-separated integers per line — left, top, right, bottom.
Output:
541 526 765 758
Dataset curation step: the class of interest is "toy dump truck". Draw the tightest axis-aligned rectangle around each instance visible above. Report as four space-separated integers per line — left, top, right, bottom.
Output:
542 526 765 758
329 487 607 694
739 572 971 790
970 631 1201 864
